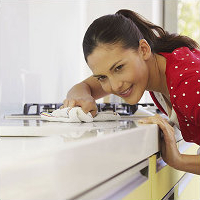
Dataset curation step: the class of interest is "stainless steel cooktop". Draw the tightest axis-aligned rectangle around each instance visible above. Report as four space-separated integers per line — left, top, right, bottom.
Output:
1 103 157 138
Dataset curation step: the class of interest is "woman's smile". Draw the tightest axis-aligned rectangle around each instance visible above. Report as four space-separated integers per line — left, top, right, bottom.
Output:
118 84 133 97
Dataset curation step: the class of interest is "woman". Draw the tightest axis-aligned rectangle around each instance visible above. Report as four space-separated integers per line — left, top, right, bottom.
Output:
63 9 200 174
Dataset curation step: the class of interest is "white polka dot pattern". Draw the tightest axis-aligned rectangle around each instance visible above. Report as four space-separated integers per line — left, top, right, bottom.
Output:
151 47 200 144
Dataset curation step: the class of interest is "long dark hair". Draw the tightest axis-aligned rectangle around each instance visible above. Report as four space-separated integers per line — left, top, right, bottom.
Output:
83 9 199 62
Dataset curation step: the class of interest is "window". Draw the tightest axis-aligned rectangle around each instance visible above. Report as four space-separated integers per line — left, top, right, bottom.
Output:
178 0 200 43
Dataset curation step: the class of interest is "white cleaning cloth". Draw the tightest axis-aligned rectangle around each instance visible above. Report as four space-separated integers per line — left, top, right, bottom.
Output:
40 107 120 123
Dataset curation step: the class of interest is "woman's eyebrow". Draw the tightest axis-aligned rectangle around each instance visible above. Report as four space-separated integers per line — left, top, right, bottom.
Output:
93 74 102 78
109 60 122 71
93 59 122 77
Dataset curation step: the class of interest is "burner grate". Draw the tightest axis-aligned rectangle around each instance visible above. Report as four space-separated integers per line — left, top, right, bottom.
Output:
23 103 62 115
23 103 155 116
97 103 154 115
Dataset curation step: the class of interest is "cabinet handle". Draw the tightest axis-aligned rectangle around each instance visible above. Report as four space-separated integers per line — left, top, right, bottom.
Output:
162 173 194 200
75 160 149 200
162 186 175 200
157 157 167 172
156 152 167 172
177 173 194 196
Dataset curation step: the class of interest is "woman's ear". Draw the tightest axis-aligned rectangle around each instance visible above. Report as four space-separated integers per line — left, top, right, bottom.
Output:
138 39 151 60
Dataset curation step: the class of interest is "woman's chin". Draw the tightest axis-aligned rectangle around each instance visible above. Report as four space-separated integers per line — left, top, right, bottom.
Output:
122 94 142 105
122 98 136 105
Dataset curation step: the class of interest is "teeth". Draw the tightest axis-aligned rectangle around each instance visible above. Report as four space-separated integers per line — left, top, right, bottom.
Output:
121 88 130 95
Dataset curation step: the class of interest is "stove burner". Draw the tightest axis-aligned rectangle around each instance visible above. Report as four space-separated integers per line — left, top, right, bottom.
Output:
97 103 154 115
97 103 137 115
23 103 155 116
23 103 62 115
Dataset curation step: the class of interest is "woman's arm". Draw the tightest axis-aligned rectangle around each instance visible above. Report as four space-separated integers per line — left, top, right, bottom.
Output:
63 75 109 116
82 75 109 100
67 75 108 100
177 154 200 174
139 114 200 175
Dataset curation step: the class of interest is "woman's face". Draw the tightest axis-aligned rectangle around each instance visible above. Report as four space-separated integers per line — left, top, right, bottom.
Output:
87 42 150 105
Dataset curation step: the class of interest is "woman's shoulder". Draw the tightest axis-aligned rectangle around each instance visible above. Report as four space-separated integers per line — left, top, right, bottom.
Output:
159 46 200 60
163 46 200 81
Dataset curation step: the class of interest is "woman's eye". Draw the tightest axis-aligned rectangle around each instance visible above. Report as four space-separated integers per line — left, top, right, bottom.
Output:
97 76 107 82
115 65 124 72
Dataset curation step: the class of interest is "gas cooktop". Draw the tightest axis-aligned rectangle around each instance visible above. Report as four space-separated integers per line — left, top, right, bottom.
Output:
5 102 156 119
1 102 158 137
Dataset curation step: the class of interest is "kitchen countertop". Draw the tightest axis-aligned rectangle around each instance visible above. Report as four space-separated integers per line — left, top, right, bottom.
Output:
0 113 182 200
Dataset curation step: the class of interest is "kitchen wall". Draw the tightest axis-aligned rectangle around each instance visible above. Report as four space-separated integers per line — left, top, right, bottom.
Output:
0 0 163 114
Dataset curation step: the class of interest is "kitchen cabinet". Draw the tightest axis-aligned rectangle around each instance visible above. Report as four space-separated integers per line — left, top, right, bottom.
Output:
77 141 199 200
174 172 200 200
151 151 185 199
76 159 151 200
122 177 151 200
145 141 199 200
127 141 200 200
0 115 199 200
172 141 200 200
122 159 152 200
0 120 160 200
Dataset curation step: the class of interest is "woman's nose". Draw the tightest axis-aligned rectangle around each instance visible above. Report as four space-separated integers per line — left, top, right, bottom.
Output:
109 78 123 92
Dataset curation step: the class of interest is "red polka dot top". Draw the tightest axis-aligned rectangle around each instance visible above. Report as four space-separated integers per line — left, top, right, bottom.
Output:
150 47 200 145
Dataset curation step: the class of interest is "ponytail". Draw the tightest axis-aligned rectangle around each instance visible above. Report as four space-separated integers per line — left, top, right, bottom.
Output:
116 9 199 53
83 9 199 61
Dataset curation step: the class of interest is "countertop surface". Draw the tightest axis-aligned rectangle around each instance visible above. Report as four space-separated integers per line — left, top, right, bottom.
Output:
0 112 182 200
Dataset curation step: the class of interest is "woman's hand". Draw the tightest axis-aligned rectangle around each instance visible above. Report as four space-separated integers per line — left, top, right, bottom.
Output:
60 96 98 117
138 114 181 168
